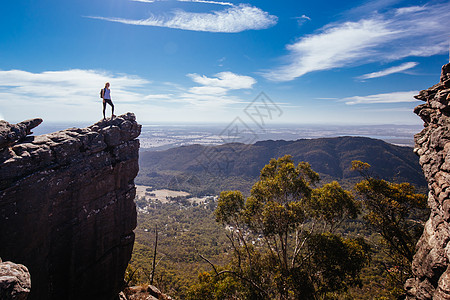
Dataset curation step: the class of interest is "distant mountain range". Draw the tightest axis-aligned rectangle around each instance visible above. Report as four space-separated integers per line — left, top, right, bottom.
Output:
137 136 426 195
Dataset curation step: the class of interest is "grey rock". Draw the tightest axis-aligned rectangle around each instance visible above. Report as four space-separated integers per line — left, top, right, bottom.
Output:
0 119 42 151
406 63 450 299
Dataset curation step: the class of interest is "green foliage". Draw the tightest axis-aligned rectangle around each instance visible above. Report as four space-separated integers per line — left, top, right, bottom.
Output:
188 271 243 300
207 155 370 299
352 160 429 297
129 154 427 299
308 233 370 296
125 264 141 287
128 200 231 298
352 160 428 262
310 181 360 231
216 191 245 225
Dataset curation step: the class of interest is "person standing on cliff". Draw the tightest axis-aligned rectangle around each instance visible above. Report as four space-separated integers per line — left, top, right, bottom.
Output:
101 82 115 120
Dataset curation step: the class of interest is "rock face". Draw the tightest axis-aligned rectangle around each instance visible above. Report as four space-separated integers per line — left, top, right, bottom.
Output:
0 259 31 300
0 118 42 150
405 63 450 299
0 113 141 300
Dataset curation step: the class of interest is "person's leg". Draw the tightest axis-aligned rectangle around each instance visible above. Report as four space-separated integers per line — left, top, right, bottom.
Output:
105 99 115 118
102 100 107 120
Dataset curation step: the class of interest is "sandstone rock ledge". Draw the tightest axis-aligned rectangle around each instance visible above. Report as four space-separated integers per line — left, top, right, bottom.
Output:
405 64 450 299
0 113 141 300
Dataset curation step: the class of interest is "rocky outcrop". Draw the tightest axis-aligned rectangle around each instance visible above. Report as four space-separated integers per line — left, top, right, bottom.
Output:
0 259 31 300
0 118 42 150
0 113 141 300
405 63 450 299
123 285 173 300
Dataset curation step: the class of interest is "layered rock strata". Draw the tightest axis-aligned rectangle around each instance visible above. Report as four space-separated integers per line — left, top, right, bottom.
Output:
405 63 450 299
0 113 141 300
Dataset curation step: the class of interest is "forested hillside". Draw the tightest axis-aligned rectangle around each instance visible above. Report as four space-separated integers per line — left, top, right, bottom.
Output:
138 136 426 194
131 149 428 299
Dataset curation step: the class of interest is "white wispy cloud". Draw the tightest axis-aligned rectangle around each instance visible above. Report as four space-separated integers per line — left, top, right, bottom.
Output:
0 69 149 100
188 71 256 91
178 0 234 6
189 86 229 95
263 2 450 81
395 6 427 15
295 14 311 26
131 0 234 5
0 69 153 122
358 62 418 79
344 0 402 17
217 57 226 67
155 71 257 107
0 69 257 123
89 3 277 33
342 91 419 105
263 19 395 81
143 93 174 100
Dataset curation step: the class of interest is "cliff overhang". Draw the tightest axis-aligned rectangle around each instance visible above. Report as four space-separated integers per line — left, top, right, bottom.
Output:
0 113 141 300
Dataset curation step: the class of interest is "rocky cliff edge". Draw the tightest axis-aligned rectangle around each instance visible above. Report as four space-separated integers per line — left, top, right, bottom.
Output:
0 113 141 300
406 63 450 299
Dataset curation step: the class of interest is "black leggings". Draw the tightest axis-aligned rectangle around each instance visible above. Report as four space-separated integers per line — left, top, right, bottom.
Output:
103 99 114 118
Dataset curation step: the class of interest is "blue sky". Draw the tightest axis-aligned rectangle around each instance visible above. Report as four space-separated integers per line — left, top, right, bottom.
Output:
1 0 449 125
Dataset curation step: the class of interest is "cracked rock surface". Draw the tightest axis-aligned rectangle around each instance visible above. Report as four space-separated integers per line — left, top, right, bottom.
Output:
405 64 450 299
0 113 141 300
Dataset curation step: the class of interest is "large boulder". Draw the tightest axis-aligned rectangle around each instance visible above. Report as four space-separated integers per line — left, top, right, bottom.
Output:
0 259 31 300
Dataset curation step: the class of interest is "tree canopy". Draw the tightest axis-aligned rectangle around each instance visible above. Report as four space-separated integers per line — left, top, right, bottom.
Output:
351 160 428 297
190 155 370 300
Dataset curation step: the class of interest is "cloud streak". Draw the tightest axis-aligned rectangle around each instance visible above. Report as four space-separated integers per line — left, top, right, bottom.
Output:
295 14 311 26
188 71 256 91
358 62 418 79
0 68 258 122
177 0 234 6
89 3 277 33
0 69 154 121
131 0 234 5
263 2 450 81
177 71 256 106
342 91 419 105
0 69 149 100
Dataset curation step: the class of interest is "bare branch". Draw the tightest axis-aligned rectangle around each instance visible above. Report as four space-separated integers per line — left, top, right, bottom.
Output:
198 253 219 275
150 224 158 285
